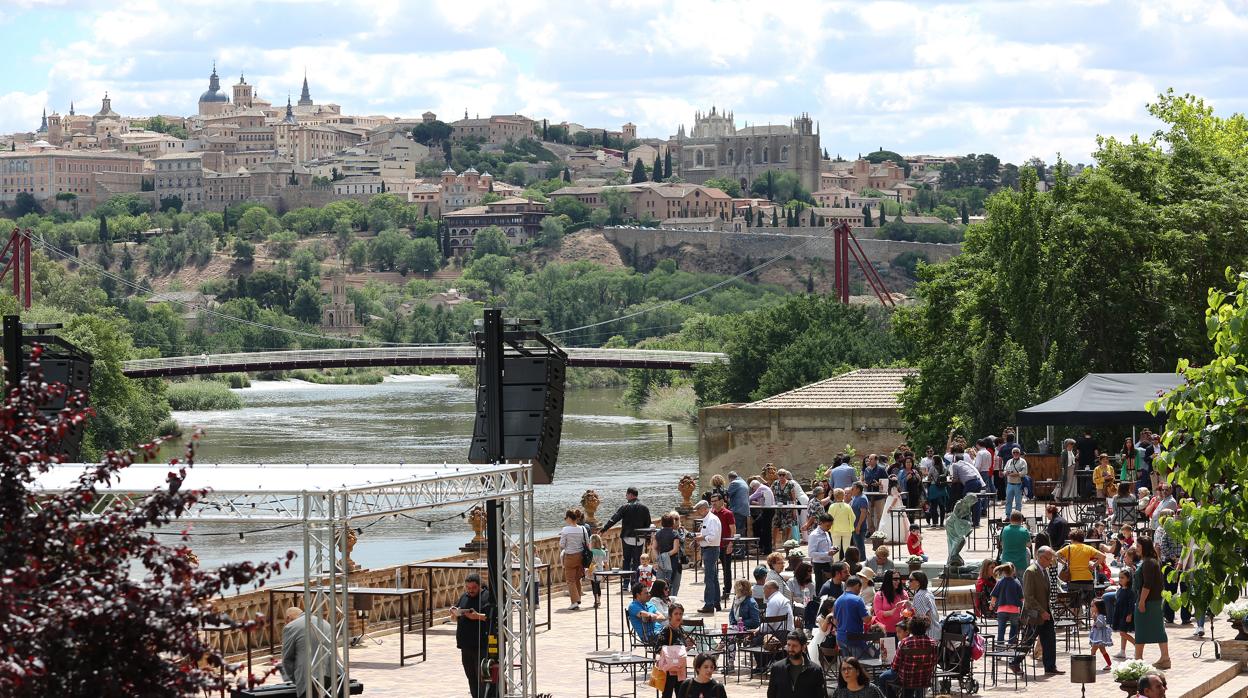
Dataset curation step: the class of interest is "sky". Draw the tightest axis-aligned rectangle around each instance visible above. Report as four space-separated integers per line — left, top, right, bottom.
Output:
1 0 1246 164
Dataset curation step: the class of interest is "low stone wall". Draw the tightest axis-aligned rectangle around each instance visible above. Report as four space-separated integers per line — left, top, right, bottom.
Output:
210 524 627 657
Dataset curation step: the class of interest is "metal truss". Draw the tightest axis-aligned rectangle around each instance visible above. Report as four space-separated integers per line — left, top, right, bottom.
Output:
38 462 538 698
495 468 536 698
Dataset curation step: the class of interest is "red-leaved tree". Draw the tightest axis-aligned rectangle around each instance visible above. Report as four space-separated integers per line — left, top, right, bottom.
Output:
0 346 293 696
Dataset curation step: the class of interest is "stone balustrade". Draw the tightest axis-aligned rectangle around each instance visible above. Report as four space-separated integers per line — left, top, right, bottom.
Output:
209 525 629 658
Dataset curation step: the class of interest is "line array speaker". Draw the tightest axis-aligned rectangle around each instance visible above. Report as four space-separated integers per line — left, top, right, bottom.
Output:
468 353 565 484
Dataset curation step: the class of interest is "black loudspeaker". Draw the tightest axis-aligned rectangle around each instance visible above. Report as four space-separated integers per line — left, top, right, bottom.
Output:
468 354 565 484
37 354 92 461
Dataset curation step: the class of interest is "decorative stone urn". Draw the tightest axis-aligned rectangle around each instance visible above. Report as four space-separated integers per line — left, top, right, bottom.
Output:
344 527 362 572
677 475 697 514
1232 618 1248 641
581 489 601 530
461 505 488 552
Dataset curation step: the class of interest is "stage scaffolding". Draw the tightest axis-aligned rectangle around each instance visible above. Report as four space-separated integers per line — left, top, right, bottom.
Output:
34 462 538 698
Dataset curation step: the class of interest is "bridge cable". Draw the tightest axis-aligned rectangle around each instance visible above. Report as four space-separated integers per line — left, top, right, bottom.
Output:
546 225 838 337
26 233 469 349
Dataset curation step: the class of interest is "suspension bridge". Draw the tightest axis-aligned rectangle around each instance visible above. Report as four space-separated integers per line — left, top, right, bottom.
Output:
120 346 726 378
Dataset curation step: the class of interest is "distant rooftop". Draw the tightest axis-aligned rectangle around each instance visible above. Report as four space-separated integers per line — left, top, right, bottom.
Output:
743 367 917 409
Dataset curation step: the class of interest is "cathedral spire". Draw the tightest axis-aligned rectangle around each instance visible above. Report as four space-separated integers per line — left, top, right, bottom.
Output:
283 95 297 125
297 69 312 106
69 101 74 116
38 108 47 133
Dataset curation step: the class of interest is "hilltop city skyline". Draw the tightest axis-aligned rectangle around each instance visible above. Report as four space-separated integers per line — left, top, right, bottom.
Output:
3 0 1247 163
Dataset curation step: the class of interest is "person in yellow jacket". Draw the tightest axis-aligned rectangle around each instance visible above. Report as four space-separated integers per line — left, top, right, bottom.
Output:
1092 454 1117 513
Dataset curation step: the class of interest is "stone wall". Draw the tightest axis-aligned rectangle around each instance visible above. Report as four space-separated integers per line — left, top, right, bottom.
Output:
210 524 629 658
697 405 907 482
601 227 959 268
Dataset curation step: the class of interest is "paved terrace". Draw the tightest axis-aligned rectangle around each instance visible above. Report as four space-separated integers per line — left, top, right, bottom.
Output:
236 523 1248 698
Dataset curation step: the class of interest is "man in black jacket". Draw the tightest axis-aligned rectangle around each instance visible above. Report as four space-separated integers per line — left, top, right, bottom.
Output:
767 631 823 698
601 487 652 591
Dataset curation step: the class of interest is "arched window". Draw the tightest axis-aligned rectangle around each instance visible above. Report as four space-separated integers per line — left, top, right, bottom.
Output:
695 150 704 166
727 148 734 165
762 147 769 163
745 148 752 163
781 146 789 162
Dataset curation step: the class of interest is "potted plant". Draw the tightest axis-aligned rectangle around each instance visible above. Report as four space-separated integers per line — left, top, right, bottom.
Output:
1227 600 1248 640
907 555 924 572
1111 660 1154 694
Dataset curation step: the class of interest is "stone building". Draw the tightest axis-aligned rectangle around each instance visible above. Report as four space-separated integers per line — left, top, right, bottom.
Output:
321 272 362 335
153 152 205 208
697 368 916 480
547 181 731 222
821 159 906 193
0 148 145 208
668 107 822 193
450 113 536 144
439 166 495 213
443 197 548 255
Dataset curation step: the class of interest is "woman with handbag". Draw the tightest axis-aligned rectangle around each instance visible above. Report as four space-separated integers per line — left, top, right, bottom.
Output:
558 507 588 610
652 603 696 698
653 512 684 595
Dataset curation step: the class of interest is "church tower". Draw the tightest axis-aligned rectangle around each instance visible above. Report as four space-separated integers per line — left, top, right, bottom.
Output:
198 62 229 115
232 73 254 109
37 108 47 134
298 72 313 107
321 271 361 335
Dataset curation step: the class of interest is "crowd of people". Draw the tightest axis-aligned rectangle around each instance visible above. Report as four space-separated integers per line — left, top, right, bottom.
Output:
537 428 1187 698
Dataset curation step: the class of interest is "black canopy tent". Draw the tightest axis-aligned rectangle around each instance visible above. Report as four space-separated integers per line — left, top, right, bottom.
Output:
1015 372 1183 427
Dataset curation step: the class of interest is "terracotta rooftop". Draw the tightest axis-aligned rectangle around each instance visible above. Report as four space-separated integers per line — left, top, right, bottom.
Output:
743 367 917 409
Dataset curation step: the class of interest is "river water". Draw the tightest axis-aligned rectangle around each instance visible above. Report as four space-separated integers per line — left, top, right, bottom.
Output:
170 376 695 579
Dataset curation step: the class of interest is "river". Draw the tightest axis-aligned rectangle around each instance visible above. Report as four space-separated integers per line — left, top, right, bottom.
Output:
169 376 695 579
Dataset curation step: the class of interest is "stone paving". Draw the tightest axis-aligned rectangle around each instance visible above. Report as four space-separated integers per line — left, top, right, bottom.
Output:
251 519 1246 697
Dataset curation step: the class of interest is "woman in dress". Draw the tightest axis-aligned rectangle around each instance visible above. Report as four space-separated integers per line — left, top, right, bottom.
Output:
773 469 800 544
1056 438 1079 501
1132 538 1170 669
900 456 924 510
880 484 907 543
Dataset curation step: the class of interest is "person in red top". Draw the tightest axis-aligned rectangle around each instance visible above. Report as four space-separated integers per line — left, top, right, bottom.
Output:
710 493 737 607
906 523 927 562
875 616 939 696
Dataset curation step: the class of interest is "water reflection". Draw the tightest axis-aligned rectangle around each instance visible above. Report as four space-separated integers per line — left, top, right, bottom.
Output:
172 376 695 578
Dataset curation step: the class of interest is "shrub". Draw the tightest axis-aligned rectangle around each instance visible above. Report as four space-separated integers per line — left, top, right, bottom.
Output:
639 385 697 423
166 380 244 411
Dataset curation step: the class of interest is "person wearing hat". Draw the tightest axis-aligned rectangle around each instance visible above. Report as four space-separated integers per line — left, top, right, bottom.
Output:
856 566 878 607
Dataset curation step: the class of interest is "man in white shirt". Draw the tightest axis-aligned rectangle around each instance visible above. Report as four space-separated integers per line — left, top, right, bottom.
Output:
694 500 722 613
761 580 795 635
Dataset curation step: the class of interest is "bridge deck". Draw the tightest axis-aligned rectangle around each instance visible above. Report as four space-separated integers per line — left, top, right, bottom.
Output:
121 346 726 378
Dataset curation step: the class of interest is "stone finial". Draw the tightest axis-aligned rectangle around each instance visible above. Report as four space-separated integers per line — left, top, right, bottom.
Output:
580 489 601 527
678 475 697 512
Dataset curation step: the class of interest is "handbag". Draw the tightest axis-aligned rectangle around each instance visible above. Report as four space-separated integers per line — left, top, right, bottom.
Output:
647 666 667 691
581 526 593 568
1058 549 1072 583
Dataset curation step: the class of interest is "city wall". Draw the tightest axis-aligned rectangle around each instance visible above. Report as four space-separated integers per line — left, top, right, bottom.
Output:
698 405 907 482
602 227 960 267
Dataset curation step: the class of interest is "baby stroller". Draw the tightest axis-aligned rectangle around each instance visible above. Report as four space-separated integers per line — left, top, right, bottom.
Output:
934 611 981 695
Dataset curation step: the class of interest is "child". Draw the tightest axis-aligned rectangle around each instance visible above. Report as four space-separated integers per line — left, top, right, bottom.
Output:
1109 568 1136 658
974 558 997 619
587 534 608 608
636 553 655 589
989 562 1023 646
1090 597 1113 670
906 523 927 562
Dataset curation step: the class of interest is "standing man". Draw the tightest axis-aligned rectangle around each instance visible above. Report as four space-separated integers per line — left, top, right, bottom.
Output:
849 482 871 557
950 447 985 527
1075 428 1099 470
749 479 776 555
830 457 857 491
711 492 737 605
280 606 334 698
974 438 995 496
694 500 723 614
601 486 652 591
1013 547 1061 676
765 631 824 696
1003 448 1029 518
863 454 888 531
726 471 751 543
808 513 835 591
452 573 496 698
833 576 872 659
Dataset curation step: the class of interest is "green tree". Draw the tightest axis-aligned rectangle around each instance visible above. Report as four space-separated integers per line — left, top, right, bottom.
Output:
237 207 279 238
549 196 590 223
960 200 970 224
367 228 407 270
400 237 441 274
652 155 662 182
289 279 324 324
411 119 452 146
13 192 42 217
663 151 672 179
98 216 110 245
771 209 778 227
472 226 510 259
464 253 513 294
232 238 255 265
703 177 743 197
863 206 873 226
601 187 629 224
267 230 298 258
537 216 565 248
346 239 368 270
504 162 528 186
630 159 647 183
159 195 183 213
1152 270 1248 619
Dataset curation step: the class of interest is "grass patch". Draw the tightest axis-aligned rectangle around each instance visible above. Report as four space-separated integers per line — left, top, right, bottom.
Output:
204 372 251 388
639 385 697 423
288 368 385 385
167 380 244 411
